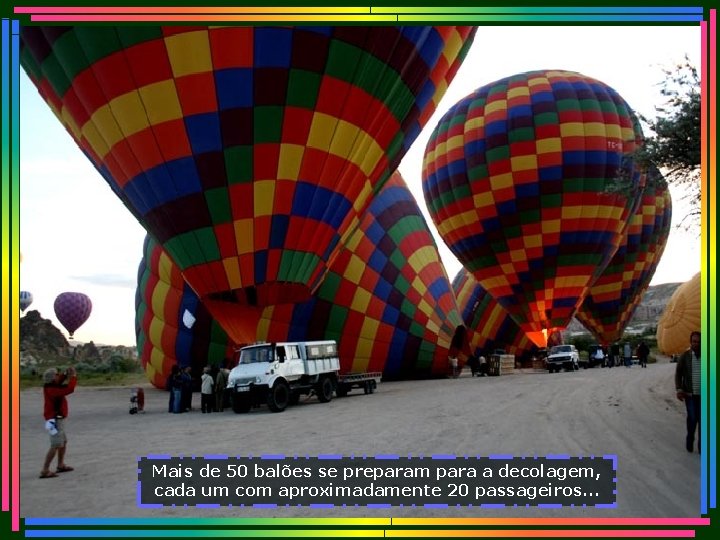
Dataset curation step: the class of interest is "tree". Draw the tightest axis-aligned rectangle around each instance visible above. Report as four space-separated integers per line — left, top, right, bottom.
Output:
639 56 701 230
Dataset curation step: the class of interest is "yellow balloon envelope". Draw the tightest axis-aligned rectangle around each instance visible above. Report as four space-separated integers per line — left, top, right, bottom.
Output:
656 272 701 355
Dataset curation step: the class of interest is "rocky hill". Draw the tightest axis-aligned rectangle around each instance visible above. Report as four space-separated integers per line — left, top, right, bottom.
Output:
19 310 71 361
19 310 138 374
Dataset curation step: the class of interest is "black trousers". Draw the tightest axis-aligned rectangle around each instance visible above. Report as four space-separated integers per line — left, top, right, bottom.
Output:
201 393 214 413
685 395 701 448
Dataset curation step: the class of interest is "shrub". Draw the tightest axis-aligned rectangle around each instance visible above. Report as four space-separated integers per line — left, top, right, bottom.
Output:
108 355 142 373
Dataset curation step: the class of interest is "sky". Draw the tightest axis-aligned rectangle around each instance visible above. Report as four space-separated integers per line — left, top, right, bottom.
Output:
19 25 702 346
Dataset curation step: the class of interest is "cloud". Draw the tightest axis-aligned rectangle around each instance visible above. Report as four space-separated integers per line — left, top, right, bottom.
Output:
69 274 137 289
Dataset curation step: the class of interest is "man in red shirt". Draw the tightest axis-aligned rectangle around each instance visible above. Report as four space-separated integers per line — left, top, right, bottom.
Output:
39 366 77 478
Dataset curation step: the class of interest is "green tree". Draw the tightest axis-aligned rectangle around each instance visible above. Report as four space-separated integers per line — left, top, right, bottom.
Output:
640 56 701 229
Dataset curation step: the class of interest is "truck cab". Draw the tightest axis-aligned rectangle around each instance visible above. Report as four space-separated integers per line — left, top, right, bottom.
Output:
227 341 340 413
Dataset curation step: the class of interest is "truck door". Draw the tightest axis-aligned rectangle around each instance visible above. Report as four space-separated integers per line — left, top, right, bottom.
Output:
281 344 305 381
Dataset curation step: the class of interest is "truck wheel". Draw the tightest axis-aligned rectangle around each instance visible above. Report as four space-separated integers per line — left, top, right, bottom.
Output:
267 380 290 412
316 376 334 403
336 384 349 398
232 395 251 414
368 380 377 394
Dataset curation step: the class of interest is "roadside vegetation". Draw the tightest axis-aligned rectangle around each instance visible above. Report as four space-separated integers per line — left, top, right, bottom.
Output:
20 352 146 389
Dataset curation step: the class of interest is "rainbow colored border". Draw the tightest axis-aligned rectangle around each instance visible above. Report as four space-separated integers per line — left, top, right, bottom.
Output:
1 3 716 538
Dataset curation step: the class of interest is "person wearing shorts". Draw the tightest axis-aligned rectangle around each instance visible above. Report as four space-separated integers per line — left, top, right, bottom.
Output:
39 366 77 478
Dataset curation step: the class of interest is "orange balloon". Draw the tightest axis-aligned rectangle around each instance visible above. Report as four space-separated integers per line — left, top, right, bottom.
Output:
656 273 701 355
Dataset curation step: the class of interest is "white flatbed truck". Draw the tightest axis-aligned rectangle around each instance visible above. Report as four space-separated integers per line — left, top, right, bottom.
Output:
227 341 381 413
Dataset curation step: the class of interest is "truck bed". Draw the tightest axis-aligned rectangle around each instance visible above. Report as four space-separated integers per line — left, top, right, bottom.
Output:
304 357 340 375
335 372 382 396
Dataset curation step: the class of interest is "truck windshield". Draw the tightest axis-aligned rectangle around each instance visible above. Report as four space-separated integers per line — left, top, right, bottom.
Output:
550 345 572 354
239 346 273 364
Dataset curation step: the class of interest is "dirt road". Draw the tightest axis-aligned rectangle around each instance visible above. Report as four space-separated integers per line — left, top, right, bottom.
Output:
19 358 700 517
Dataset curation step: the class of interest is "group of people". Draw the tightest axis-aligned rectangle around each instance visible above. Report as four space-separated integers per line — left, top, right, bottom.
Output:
466 354 489 377
166 363 230 414
601 340 650 368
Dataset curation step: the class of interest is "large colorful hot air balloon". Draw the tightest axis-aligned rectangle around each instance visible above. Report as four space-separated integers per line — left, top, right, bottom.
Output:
576 165 672 344
258 172 466 378
21 26 476 345
53 292 92 338
136 236 235 389
452 269 533 358
657 272 701 355
19 290 34 313
137 172 466 384
423 69 644 346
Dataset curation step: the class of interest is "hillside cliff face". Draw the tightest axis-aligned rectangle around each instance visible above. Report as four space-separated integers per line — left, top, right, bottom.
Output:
20 310 70 355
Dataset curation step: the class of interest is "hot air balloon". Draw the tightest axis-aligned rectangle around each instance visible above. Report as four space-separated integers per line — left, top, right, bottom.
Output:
657 272 701 355
136 236 235 389
452 269 533 358
258 171 466 378
21 25 476 345
19 290 34 313
53 292 92 339
577 165 672 344
137 172 466 383
423 69 645 347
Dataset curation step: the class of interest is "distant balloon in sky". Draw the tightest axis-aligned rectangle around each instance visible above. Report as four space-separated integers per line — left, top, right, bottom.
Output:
53 292 92 338
452 269 532 358
656 272 701 355
577 165 672 344
20 290 34 313
20 25 476 345
423 69 644 347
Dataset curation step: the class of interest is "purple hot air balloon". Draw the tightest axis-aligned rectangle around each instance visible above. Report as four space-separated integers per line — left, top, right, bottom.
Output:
54 292 92 339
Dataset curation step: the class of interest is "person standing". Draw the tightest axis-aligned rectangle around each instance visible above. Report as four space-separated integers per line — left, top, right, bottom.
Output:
478 355 488 377
214 364 228 412
39 366 77 478
180 366 194 412
610 342 620 368
594 346 605 367
636 340 650 368
675 331 702 453
166 365 181 413
623 342 632 367
200 366 214 413
449 355 459 378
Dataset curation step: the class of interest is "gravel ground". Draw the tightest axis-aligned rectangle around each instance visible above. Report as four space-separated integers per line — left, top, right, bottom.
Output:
19 357 700 518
